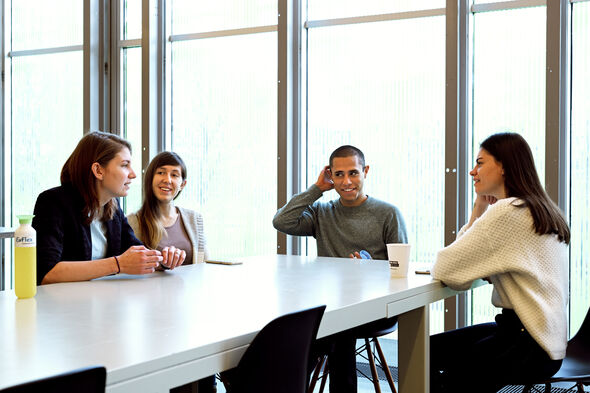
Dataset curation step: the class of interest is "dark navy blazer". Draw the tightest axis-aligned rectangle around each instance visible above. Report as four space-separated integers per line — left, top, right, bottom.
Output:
32 183 142 284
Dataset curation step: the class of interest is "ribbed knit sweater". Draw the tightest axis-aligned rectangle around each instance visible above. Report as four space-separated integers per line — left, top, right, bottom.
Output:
432 197 568 360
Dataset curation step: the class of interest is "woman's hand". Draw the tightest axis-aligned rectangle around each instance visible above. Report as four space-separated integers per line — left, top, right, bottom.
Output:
117 245 162 274
161 246 186 269
467 194 498 229
482 194 498 205
473 194 490 216
475 194 498 213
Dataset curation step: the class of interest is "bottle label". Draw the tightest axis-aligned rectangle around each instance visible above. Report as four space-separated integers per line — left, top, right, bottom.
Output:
16 236 36 248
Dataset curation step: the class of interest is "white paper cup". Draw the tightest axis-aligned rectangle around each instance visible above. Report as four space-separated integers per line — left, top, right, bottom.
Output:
387 243 411 277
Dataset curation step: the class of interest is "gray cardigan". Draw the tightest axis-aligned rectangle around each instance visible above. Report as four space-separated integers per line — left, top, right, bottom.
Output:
127 206 209 263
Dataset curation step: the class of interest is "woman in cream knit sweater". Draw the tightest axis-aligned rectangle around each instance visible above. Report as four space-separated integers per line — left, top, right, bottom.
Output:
430 133 570 393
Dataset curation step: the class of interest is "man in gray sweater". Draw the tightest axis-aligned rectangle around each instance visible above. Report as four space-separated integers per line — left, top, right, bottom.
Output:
273 145 407 393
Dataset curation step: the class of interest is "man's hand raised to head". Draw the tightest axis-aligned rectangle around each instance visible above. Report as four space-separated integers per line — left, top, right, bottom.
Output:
315 165 334 192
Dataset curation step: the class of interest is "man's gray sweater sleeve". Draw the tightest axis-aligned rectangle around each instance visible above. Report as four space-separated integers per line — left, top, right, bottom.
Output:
272 185 324 236
385 205 409 244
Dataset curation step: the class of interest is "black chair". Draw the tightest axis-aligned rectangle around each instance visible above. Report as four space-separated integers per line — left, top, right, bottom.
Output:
0 366 106 393
309 317 398 393
521 306 590 393
222 305 326 393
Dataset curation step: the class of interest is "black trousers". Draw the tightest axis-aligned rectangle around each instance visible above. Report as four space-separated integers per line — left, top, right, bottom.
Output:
314 317 397 393
309 334 358 393
327 336 358 393
430 309 562 393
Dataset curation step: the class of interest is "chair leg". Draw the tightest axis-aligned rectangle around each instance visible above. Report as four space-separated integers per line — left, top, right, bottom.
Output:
365 338 382 393
576 382 584 393
544 383 551 393
373 338 397 393
217 371 232 393
318 359 329 393
308 355 325 393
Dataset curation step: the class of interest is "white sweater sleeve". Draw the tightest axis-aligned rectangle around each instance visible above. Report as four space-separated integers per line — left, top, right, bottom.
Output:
432 199 523 290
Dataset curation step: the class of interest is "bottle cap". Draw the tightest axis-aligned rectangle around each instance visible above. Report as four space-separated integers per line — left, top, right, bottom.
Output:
16 215 35 224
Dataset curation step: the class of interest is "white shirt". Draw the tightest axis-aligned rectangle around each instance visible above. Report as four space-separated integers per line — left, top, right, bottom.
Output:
90 219 108 260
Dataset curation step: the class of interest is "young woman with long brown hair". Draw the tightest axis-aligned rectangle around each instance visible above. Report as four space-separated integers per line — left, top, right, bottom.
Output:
430 132 570 392
127 151 208 269
33 131 163 284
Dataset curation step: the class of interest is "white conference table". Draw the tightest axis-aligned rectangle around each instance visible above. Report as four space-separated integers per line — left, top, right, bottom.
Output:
0 255 473 393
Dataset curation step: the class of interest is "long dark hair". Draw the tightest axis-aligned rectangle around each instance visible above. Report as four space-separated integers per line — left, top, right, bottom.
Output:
480 132 570 244
136 152 187 249
61 131 132 225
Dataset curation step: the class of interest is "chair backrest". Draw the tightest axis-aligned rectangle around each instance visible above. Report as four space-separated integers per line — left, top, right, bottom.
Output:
0 366 106 393
231 305 326 393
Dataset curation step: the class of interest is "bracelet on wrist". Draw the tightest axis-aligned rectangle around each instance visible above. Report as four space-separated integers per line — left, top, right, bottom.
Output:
114 256 121 274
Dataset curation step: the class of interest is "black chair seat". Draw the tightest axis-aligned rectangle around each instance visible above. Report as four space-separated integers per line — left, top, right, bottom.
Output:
520 307 590 393
347 317 398 339
547 348 590 383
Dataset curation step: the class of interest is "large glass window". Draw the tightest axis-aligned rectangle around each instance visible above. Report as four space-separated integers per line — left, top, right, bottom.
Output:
306 18 445 265
305 3 446 332
11 1 81 50
5 1 83 288
120 0 142 213
167 1 278 259
570 1 590 337
308 0 443 20
171 0 276 33
470 5 546 324
11 53 83 219
472 7 546 177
